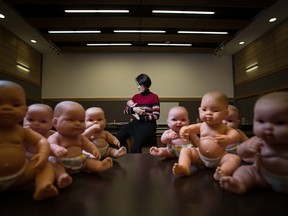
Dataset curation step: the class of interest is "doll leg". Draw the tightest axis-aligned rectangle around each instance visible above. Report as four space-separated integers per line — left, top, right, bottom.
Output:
173 147 199 176
150 147 175 158
53 163 73 189
85 157 113 173
214 153 241 180
219 164 263 194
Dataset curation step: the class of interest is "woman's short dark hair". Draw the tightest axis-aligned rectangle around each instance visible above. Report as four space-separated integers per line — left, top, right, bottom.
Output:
135 74 151 88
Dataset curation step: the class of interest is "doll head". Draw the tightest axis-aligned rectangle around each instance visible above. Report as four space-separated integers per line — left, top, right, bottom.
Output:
167 106 190 133
199 91 229 125
52 101 86 136
23 103 53 136
127 99 136 107
85 107 107 131
0 80 27 128
253 92 288 145
222 105 240 128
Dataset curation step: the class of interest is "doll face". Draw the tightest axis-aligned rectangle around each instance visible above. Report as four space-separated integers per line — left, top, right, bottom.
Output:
167 108 189 133
23 106 53 136
253 100 288 145
85 109 106 131
54 106 86 135
222 109 240 128
199 94 228 125
0 84 27 127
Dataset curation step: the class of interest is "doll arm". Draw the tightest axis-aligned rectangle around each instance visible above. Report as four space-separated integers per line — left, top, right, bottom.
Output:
237 136 263 159
179 124 200 140
83 124 101 138
81 135 100 160
161 130 178 144
105 131 121 147
214 127 241 147
48 135 68 158
24 129 50 170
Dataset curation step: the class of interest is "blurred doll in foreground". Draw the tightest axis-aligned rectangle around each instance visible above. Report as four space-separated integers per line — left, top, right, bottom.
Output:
150 106 199 158
0 80 58 200
220 92 288 194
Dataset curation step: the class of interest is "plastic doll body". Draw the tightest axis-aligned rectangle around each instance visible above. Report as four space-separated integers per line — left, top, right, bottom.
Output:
220 92 288 194
0 80 58 200
222 105 249 155
126 99 140 120
173 91 241 180
150 106 199 158
23 103 72 189
48 101 113 176
83 107 127 159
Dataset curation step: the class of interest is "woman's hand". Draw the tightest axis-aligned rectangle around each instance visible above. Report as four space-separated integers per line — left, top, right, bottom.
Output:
133 107 145 115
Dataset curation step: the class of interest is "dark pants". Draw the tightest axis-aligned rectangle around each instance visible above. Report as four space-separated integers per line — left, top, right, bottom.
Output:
116 120 157 153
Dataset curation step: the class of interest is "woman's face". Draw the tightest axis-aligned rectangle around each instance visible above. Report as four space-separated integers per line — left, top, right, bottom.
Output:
136 81 146 93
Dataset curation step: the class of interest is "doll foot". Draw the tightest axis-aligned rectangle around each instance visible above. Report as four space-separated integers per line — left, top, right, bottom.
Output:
91 157 113 172
172 163 190 176
112 146 127 158
57 173 73 189
214 166 225 181
149 147 160 156
33 183 59 200
219 176 247 194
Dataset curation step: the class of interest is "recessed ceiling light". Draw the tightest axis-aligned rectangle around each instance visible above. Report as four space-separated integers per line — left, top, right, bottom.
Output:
178 31 228 35
31 39 37 43
152 10 214 15
48 30 101 34
269 17 277 22
114 30 166 33
0 13 5 19
239 41 245 45
65 10 129 13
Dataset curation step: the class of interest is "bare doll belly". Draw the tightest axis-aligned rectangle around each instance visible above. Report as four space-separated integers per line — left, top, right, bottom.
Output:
0 145 26 177
198 138 226 158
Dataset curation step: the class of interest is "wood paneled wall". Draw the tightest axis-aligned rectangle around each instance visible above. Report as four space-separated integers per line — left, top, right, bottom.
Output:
233 18 288 86
0 24 42 85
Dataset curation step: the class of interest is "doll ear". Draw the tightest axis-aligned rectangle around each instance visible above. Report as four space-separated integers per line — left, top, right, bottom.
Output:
52 118 58 127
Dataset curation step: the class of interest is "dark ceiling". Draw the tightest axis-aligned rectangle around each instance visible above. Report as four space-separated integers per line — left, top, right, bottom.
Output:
3 0 277 54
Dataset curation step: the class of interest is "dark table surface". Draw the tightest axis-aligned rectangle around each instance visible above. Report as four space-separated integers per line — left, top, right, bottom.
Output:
1 153 288 216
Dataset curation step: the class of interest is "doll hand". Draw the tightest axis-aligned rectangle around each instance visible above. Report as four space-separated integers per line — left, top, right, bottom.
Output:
51 144 68 158
214 134 229 146
179 126 190 140
113 139 121 147
170 131 179 140
91 124 101 132
92 148 100 160
30 152 48 171
247 137 264 154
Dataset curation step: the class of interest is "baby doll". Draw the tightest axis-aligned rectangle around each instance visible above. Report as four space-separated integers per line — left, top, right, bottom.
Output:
126 99 140 120
23 103 72 189
83 107 127 159
48 101 113 176
173 91 241 180
220 92 288 194
0 80 58 200
150 106 199 158
222 105 249 154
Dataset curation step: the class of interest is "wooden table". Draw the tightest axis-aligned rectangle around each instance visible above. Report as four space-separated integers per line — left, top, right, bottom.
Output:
1 154 288 216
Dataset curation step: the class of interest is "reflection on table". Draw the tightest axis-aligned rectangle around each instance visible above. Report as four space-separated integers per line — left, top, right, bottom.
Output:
1 154 287 216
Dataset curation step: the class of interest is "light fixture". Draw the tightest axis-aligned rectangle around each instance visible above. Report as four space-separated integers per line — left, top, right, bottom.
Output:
152 10 214 15
148 43 192 47
0 13 5 19
246 63 258 73
48 30 101 34
31 39 37 43
114 30 166 33
239 41 245 45
17 63 30 72
178 31 228 35
87 43 132 46
65 10 129 13
269 17 277 23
